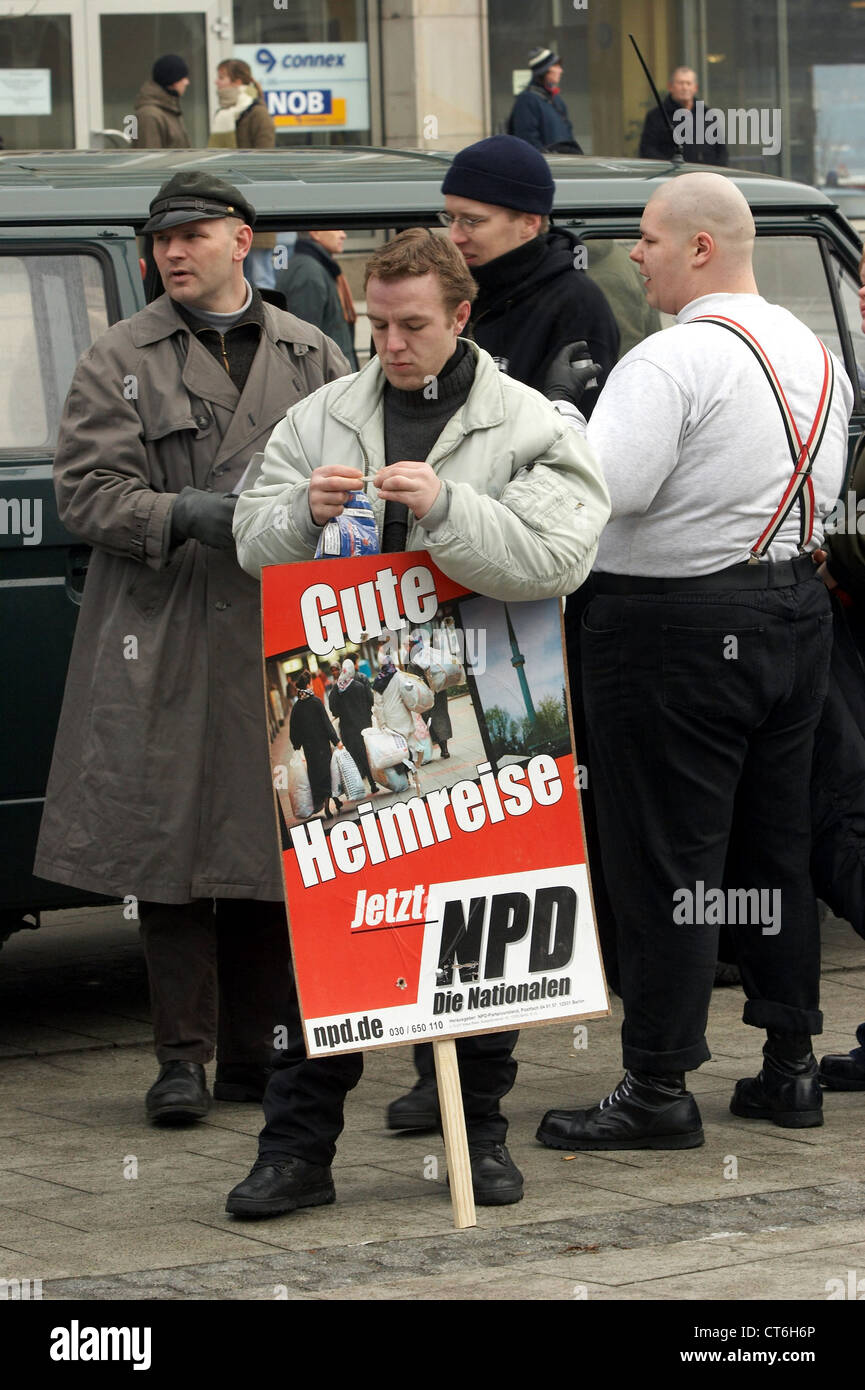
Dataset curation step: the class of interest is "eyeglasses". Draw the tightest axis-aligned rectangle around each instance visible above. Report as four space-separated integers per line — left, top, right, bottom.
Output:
437 211 490 232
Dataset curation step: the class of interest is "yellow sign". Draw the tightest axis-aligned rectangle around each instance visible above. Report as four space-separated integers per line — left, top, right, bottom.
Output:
274 98 348 128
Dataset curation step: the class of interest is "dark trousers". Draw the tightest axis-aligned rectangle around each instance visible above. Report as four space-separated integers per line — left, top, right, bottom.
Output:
412 1035 518 1142
259 1015 518 1167
581 574 832 1074
139 898 291 1067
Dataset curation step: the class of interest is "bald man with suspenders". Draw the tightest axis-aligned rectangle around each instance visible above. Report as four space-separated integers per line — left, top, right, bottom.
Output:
537 172 854 1153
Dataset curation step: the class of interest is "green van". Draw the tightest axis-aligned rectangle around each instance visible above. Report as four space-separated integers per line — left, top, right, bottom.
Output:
1 148 862 943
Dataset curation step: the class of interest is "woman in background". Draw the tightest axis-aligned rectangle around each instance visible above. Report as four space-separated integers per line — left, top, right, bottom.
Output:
289 671 342 819
209 58 276 289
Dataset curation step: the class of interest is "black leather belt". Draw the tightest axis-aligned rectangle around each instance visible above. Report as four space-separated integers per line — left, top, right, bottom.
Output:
591 554 817 595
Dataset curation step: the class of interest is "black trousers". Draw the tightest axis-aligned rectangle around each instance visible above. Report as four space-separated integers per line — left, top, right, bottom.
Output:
581 574 832 1074
139 898 291 1067
258 1015 518 1166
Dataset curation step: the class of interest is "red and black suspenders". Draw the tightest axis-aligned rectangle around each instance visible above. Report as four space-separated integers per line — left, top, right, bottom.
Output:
691 314 836 562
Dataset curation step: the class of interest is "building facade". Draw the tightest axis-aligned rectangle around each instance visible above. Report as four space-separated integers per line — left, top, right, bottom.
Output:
0 0 861 186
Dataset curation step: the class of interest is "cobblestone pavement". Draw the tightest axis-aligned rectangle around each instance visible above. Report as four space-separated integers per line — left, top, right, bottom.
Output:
0 904 863 1304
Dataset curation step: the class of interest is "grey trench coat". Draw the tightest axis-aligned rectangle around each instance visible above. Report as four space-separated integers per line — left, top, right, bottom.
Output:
34 294 349 903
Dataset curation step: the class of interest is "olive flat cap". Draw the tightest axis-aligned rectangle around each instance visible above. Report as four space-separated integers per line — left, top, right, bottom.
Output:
142 171 256 233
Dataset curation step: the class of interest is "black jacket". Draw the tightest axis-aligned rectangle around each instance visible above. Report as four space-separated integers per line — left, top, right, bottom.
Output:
638 94 729 166
466 228 620 416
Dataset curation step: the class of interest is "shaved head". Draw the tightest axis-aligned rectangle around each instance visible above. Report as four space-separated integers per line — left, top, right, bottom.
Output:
630 172 759 314
649 173 755 267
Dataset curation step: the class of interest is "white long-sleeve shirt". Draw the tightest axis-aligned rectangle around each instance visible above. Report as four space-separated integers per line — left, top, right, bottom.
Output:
586 292 854 577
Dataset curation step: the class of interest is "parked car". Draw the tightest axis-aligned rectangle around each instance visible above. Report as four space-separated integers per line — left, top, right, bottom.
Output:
1 147 863 943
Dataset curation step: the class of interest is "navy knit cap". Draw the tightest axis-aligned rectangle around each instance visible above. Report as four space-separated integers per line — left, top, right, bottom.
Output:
441 136 555 215
153 54 189 89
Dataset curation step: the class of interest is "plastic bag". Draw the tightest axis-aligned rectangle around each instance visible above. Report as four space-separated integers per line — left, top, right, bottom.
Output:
315 490 379 559
362 726 410 772
379 764 410 793
331 746 365 801
287 750 314 819
398 672 434 713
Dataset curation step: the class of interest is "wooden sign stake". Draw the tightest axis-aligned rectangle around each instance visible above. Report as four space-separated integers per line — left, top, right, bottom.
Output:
433 1037 476 1229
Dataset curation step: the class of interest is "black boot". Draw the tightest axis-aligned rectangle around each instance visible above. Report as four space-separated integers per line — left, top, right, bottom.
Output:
536 1070 704 1151
446 1142 524 1205
225 1156 335 1218
145 1061 211 1125
386 1076 439 1131
730 1032 823 1127
819 1022 865 1091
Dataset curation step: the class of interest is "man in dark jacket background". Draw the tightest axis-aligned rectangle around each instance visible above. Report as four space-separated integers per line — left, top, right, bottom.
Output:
438 135 619 417
133 54 191 148
276 229 358 370
508 47 582 153
638 66 729 166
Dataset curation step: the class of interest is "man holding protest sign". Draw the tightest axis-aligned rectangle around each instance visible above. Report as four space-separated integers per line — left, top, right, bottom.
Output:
226 229 610 1216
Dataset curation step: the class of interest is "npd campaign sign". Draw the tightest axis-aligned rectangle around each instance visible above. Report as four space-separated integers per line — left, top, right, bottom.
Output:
235 43 369 131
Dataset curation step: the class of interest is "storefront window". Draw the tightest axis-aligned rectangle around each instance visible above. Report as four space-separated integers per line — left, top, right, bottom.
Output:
0 16 75 150
232 0 370 146
487 1 685 158
101 12 209 148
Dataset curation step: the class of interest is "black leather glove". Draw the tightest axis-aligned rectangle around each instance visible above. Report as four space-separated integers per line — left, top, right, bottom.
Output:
170 487 238 549
543 340 601 405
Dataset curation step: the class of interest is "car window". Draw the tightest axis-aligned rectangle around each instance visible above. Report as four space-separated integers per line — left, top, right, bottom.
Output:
751 236 846 364
0 253 109 455
582 233 856 385
826 249 865 400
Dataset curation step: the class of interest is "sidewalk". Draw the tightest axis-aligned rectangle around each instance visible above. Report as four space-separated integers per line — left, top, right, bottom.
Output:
0 905 863 1301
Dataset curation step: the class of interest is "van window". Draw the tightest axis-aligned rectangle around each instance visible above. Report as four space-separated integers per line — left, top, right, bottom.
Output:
583 233 856 386
827 250 865 402
0 253 109 455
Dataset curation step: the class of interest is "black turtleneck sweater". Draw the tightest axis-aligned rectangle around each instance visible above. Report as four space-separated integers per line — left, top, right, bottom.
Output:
381 337 475 552
465 229 619 416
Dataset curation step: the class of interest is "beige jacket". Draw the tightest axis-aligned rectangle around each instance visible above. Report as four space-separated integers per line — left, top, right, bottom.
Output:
234 341 611 602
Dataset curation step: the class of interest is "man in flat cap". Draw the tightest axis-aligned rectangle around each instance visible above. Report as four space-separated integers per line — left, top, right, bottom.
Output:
35 173 350 1123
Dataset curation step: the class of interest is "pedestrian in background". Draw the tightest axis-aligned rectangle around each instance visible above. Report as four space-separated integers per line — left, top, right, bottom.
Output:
289 673 343 820
508 46 582 153
209 58 277 290
276 230 359 370
133 54 191 149
638 66 729 166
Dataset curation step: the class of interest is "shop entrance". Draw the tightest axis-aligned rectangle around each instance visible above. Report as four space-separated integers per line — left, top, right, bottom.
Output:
0 0 231 150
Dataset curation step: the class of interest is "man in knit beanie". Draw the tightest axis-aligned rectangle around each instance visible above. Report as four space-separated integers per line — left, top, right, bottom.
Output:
133 54 192 148
508 46 581 153
436 134 618 416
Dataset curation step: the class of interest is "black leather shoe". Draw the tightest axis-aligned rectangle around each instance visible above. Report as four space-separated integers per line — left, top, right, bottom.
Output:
225 1157 335 1218
386 1077 439 1131
145 1061 211 1125
819 1023 865 1091
213 1064 270 1103
468 1142 523 1205
730 1048 823 1127
537 1071 704 1151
